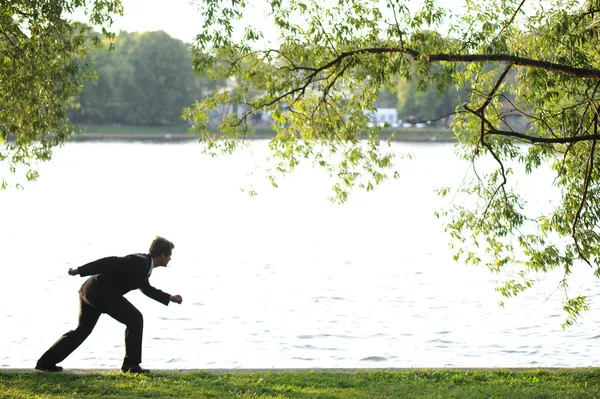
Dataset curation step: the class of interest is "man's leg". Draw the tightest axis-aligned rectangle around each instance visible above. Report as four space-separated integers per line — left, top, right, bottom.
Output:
100 296 144 368
36 295 101 370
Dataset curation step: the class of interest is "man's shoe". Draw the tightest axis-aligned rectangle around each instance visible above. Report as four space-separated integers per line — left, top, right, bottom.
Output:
35 363 63 372
121 364 150 374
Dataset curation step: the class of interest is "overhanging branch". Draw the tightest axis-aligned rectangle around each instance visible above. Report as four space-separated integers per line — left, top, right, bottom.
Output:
293 47 600 80
572 122 596 268
485 129 600 143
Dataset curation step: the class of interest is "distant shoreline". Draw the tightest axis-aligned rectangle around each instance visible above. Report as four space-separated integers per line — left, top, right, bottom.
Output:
69 132 457 143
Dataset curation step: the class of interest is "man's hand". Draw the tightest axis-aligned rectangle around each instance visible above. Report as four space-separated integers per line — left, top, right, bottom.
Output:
169 295 183 304
68 268 79 276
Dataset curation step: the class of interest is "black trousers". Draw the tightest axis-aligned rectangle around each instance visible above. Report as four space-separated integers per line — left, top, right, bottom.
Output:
37 293 144 367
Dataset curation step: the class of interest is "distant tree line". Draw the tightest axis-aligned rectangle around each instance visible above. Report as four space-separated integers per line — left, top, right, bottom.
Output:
69 30 218 126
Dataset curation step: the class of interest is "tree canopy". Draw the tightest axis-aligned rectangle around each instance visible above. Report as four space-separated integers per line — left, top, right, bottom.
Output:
189 0 600 326
1 0 123 187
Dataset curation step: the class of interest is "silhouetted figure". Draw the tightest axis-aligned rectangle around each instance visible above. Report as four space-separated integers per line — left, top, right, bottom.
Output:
36 236 183 373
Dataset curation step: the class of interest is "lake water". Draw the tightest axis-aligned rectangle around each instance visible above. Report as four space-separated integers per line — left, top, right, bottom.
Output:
1 140 600 369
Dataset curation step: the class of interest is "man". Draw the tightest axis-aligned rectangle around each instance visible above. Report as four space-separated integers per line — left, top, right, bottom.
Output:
35 236 183 374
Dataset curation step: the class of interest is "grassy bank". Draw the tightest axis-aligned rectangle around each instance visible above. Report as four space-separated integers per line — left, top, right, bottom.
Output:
75 124 456 141
1 368 599 398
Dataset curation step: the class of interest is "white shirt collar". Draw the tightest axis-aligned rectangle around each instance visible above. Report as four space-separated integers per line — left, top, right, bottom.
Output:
148 257 154 278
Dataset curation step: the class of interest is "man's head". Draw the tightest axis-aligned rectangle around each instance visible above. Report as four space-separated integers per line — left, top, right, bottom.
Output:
149 236 174 267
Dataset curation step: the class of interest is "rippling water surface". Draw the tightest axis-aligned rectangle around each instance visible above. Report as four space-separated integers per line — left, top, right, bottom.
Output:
1 141 599 369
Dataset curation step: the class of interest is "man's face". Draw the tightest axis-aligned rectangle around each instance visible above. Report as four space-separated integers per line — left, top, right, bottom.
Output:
156 253 171 267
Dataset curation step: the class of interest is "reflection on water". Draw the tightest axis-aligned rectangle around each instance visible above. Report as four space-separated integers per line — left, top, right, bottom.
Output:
1 141 600 369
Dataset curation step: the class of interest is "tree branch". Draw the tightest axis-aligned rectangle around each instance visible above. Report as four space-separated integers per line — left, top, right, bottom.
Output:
572 117 596 268
388 0 406 44
491 0 527 45
464 104 508 222
292 47 600 80
477 63 512 113
485 129 600 143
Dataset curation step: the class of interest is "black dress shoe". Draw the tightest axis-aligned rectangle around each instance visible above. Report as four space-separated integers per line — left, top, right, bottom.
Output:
121 364 150 374
35 363 63 372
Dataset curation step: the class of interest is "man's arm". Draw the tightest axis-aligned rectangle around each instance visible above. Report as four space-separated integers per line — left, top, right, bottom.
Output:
68 257 123 277
140 281 173 306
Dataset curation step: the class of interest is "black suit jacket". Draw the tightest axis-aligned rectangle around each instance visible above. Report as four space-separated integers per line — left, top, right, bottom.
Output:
78 253 171 306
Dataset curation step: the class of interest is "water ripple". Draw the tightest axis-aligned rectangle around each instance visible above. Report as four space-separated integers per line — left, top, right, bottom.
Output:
360 356 387 362
312 296 351 303
297 334 355 340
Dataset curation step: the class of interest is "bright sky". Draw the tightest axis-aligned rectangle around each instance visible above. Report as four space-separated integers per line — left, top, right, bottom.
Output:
74 0 468 44
74 0 277 44
107 0 219 43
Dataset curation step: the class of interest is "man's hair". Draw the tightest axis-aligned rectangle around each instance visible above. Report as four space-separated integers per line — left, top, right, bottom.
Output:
149 236 175 257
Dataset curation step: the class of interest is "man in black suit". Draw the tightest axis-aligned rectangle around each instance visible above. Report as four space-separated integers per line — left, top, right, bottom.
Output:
35 236 183 373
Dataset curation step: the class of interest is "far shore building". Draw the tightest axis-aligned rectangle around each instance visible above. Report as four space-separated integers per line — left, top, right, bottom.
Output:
364 108 399 126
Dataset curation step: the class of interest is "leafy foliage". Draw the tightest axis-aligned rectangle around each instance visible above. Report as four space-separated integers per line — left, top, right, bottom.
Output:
189 0 600 325
0 0 123 188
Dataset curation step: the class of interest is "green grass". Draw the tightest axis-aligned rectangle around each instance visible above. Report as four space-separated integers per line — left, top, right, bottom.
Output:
1 369 599 398
75 124 456 141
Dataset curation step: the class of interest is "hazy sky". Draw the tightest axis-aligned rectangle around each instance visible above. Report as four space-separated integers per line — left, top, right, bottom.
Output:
74 0 467 44
74 0 279 43
105 0 217 43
